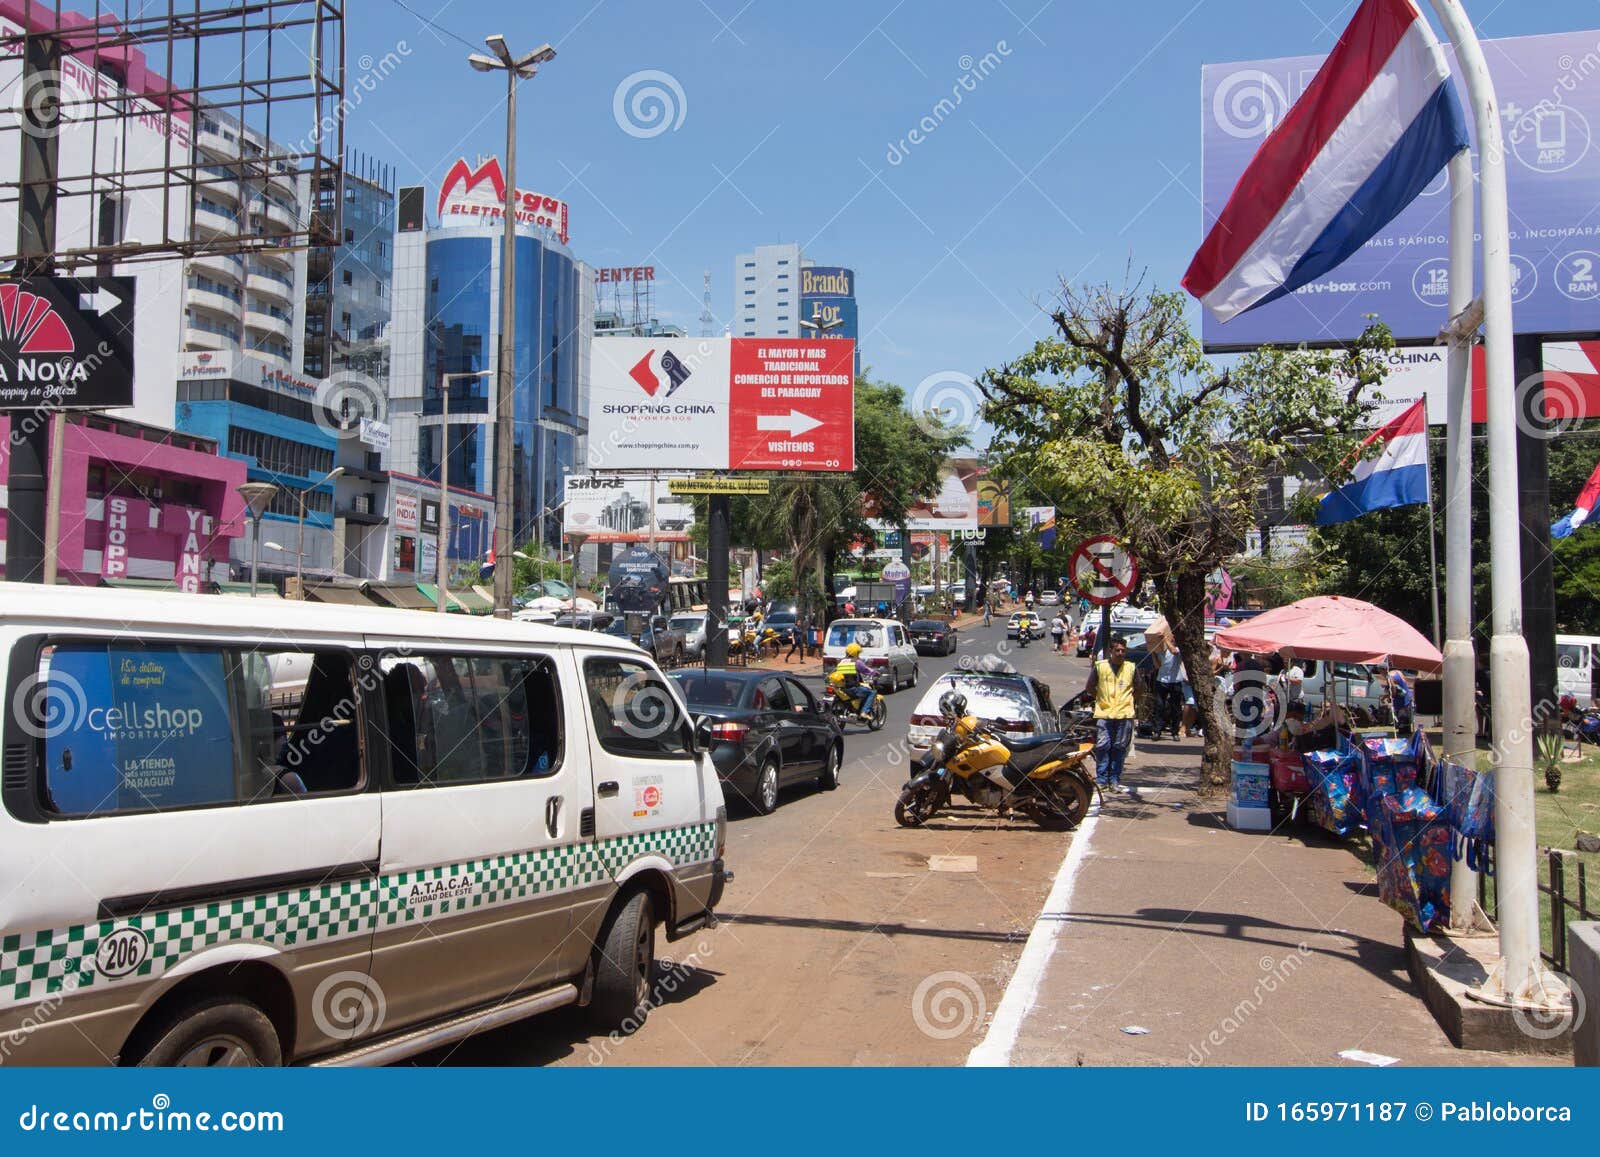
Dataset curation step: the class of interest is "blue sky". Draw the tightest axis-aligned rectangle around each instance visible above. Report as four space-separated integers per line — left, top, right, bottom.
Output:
346 0 1594 401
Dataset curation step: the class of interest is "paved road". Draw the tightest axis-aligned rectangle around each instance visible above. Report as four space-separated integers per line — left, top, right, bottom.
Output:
427 619 1097 1066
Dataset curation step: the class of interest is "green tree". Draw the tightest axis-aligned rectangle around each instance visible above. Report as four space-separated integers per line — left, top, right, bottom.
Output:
981 277 1389 796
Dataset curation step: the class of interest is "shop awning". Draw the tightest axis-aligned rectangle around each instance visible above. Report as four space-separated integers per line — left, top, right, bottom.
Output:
365 582 436 611
100 577 180 591
305 584 379 608
214 581 283 599
451 587 495 615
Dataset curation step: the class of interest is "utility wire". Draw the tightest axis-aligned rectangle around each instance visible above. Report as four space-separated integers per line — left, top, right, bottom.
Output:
382 0 480 53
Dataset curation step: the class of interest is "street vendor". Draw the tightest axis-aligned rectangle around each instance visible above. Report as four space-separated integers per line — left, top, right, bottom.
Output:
1281 701 1344 754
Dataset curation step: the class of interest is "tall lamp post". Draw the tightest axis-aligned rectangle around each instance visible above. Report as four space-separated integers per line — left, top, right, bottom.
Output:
236 481 279 597
294 466 344 599
437 370 493 612
565 530 589 613
469 34 557 620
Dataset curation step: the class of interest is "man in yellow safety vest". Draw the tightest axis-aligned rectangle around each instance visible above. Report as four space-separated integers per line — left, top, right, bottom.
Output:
1085 636 1137 791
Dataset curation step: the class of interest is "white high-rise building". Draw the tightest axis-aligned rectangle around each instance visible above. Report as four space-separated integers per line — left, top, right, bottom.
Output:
731 242 802 338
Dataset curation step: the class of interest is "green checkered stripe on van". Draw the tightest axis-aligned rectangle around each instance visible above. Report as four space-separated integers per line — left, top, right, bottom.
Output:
0 822 717 1007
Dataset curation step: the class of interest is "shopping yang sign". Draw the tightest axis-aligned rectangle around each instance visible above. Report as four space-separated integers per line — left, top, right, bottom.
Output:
1199 28 1600 349
588 337 855 472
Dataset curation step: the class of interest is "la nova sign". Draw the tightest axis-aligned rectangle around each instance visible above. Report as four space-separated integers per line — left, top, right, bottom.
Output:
437 157 570 244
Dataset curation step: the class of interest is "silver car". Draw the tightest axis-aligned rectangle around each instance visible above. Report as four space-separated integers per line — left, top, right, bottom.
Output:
671 611 709 661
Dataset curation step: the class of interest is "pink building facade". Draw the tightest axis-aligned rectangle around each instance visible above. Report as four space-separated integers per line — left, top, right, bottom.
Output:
0 414 247 587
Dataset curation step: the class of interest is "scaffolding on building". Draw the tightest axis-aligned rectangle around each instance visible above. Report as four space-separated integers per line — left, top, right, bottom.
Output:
0 0 346 267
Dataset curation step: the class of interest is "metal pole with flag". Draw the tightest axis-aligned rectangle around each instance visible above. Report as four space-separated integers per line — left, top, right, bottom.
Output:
1424 0 1565 1016
1186 0 1563 1014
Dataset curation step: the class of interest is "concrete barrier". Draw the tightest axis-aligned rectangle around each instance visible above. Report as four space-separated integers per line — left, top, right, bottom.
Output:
1574 922 1599 1067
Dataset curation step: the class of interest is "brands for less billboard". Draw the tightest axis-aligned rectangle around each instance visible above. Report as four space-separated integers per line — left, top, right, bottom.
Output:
800 266 859 375
587 337 855 471
1201 29 1600 350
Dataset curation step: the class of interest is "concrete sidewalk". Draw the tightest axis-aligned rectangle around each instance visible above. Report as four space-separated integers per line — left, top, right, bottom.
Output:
987 738 1554 1067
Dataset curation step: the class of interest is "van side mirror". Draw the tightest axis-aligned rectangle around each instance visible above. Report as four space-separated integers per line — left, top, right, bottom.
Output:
692 715 715 754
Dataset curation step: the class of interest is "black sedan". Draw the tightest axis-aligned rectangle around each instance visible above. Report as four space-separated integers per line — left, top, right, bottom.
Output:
671 668 844 815
909 618 958 656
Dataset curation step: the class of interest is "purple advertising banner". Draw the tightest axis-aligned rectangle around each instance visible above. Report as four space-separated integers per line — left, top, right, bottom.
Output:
1200 29 1600 350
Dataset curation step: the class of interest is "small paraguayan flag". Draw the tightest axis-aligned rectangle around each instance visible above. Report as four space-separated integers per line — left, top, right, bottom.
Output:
1317 399 1429 525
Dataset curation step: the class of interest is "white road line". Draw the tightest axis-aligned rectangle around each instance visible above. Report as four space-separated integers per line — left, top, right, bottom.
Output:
966 803 1101 1067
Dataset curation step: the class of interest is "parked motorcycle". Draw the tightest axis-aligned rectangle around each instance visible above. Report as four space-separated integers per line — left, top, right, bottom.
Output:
1562 707 1600 745
1055 690 1098 745
824 672 888 731
895 692 1096 831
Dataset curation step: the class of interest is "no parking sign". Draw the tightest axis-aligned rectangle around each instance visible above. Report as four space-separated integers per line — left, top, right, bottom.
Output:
1069 536 1137 606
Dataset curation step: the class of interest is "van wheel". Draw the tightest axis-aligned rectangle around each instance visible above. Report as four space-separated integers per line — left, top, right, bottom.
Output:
589 891 656 1034
130 997 281 1067
818 743 842 791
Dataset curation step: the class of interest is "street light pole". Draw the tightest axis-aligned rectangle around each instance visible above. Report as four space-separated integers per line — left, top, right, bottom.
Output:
237 482 279 598
469 35 557 620
295 466 344 598
434 371 491 613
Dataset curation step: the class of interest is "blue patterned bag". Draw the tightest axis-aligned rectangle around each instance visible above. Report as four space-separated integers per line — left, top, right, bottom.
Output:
1359 731 1451 932
1303 740 1363 837
1437 758 1495 875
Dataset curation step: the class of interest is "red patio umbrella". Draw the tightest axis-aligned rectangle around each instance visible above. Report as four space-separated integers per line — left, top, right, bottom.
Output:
1213 595 1441 673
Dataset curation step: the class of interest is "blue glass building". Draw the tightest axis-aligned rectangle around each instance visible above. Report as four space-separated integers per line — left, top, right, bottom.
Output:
410 229 585 550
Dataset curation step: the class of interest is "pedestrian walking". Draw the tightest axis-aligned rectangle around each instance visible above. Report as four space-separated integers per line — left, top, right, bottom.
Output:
785 613 808 664
1050 614 1066 653
982 599 993 628
1154 644 1186 739
1086 637 1138 791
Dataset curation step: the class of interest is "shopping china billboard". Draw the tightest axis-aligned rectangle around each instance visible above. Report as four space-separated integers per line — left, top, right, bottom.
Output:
587 337 855 472
437 157 570 244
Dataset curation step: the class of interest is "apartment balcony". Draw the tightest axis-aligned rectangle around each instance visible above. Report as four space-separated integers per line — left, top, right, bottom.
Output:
182 325 237 352
196 124 241 160
244 308 293 343
268 162 299 198
192 204 241 241
246 271 294 305
254 199 299 232
253 243 294 269
185 285 241 319
189 252 245 285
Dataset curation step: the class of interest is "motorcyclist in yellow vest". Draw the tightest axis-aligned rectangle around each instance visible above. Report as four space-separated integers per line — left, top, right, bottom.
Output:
832 642 877 716
1085 637 1137 791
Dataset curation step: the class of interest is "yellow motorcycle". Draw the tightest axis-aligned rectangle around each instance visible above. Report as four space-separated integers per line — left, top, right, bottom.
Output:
825 670 888 731
895 691 1096 830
